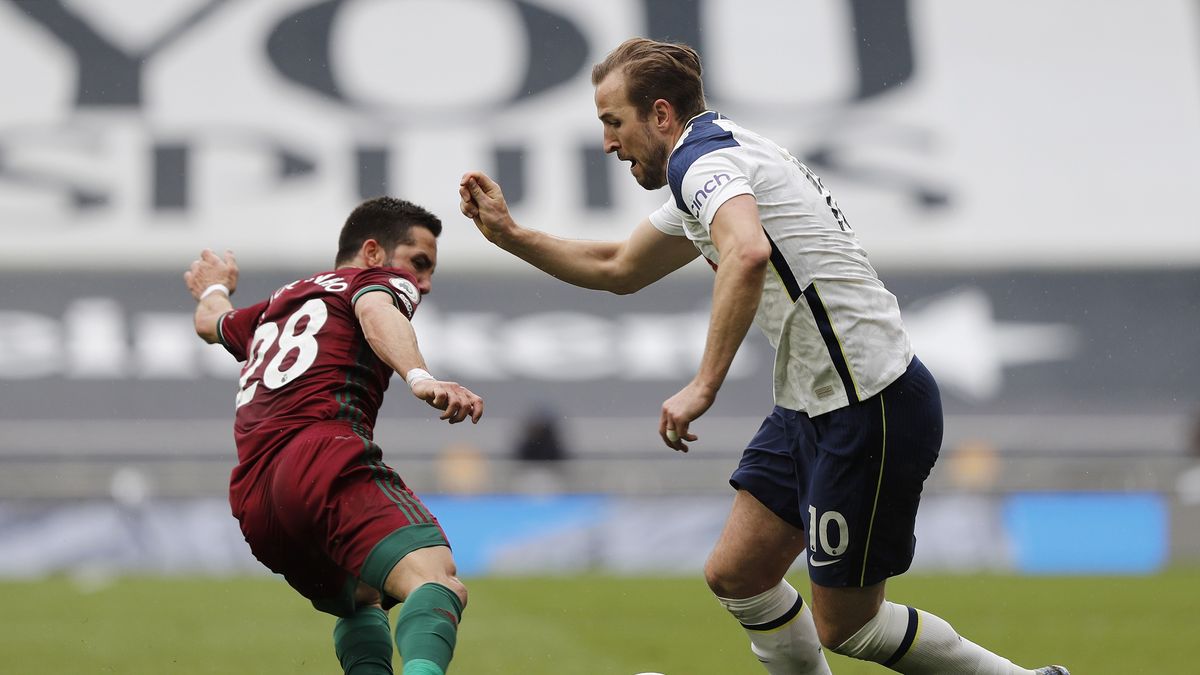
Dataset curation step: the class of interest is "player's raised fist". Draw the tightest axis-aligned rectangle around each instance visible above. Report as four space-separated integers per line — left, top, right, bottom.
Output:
459 171 516 246
184 248 239 300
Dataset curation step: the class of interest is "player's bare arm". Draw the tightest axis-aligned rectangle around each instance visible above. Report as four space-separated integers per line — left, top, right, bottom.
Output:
354 290 483 424
659 194 770 452
460 170 699 294
184 248 238 344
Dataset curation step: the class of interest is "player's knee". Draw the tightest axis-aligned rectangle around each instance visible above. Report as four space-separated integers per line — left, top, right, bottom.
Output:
398 571 467 610
704 557 752 598
810 582 888 650
703 557 728 595
384 545 469 608
818 603 885 652
409 570 467 611
440 575 468 610
816 617 860 651
354 580 383 607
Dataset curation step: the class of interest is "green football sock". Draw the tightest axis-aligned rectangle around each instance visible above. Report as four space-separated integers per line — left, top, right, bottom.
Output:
395 583 463 675
333 605 394 674
401 659 445 675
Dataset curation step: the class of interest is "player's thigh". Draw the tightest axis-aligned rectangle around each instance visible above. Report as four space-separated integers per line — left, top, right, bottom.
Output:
728 406 812 532
234 474 360 616
706 490 808 597
806 358 942 589
710 407 812 596
264 425 452 615
382 545 467 608
315 436 454 598
245 428 377 617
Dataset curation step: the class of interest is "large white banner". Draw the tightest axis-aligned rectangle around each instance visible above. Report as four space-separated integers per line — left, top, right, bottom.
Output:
1 0 1198 272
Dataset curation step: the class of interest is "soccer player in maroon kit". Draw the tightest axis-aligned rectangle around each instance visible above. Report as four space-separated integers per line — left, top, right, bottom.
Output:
184 197 482 675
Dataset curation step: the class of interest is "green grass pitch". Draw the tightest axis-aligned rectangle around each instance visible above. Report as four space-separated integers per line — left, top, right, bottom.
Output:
2 570 1196 673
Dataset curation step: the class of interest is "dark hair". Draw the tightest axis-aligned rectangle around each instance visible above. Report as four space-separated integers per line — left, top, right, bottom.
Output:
591 37 706 120
335 197 441 266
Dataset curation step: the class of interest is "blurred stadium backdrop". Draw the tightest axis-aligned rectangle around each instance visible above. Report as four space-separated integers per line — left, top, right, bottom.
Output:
1 1 1199 673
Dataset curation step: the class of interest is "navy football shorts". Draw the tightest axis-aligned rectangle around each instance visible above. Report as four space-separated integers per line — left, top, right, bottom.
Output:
729 356 943 588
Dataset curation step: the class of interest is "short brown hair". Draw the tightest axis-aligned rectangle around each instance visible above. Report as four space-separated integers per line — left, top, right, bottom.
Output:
335 197 441 266
591 38 706 121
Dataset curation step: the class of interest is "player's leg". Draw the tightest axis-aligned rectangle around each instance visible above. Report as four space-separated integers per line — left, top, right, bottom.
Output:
820 581 1050 674
332 583 394 675
815 357 1066 674
706 406 832 675
266 464 397 673
380 545 466 675
347 492 463 675
268 425 462 674
233 431 395 675
706 490 831 675
249 493 394 673
324 536 464 675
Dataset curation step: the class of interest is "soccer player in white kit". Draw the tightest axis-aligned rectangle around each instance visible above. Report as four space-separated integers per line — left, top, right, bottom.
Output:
460 38 1070 675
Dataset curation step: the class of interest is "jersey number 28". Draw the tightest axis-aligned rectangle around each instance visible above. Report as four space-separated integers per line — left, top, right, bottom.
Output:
236 298 328 407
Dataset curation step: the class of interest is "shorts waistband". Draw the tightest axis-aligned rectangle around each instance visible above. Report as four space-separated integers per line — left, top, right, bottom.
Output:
308 419 374 439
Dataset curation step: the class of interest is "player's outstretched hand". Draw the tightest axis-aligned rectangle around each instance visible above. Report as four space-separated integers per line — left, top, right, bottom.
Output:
184 249 239 301
411 378 484 424
459 171 516 246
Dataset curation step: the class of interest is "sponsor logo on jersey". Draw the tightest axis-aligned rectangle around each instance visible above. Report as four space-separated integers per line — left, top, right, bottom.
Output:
389 277 420 304
689 173 731 214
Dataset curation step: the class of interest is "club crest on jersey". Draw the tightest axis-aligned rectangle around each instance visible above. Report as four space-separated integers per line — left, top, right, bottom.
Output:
389 277 420 305
689 173 731 214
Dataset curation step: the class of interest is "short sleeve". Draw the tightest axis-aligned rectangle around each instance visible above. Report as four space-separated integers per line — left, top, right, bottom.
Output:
350 267 422 319
216 299 269 362
680 150 754 228
648 197 688 237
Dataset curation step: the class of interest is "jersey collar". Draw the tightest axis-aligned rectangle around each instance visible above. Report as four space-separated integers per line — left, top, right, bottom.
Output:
670 110 723 158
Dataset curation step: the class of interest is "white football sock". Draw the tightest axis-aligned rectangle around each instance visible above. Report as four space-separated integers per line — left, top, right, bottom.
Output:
717 580 832 675
833 600 1035 674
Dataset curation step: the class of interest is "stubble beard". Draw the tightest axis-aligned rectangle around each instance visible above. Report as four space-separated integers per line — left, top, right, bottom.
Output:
634 140 671 190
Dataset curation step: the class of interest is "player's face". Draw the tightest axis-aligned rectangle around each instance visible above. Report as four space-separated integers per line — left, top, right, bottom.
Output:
595 72 670 190
383 226 438 295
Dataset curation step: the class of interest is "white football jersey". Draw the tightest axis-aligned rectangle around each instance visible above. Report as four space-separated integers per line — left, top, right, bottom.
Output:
649 111 914 415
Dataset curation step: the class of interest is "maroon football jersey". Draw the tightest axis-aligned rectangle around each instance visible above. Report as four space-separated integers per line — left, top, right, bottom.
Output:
216 267 422 475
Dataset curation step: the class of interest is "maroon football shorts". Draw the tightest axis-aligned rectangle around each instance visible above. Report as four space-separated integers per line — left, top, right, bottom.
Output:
230 420 448 617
